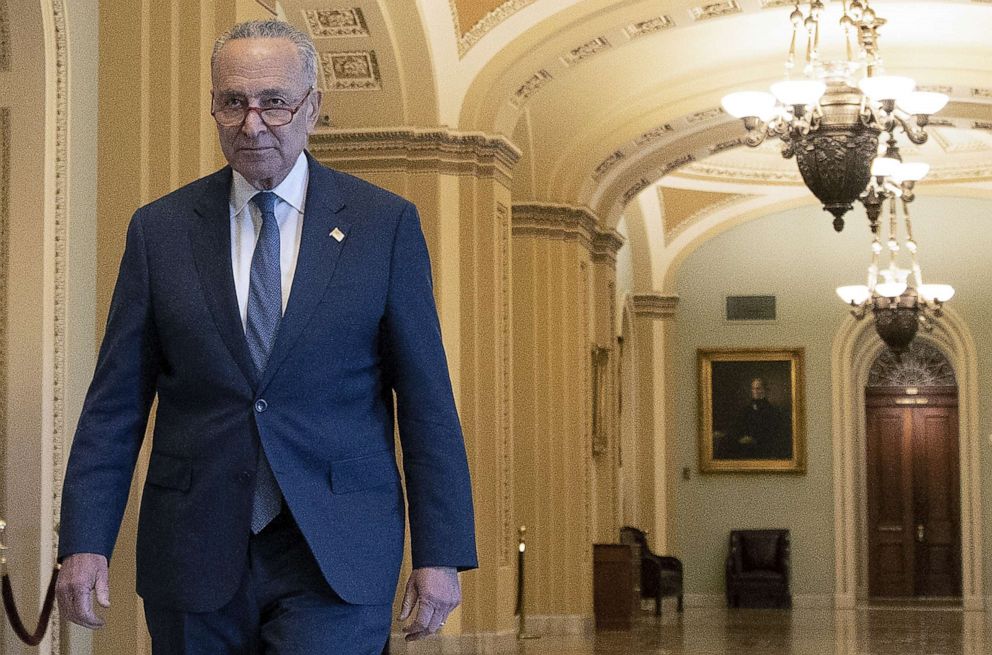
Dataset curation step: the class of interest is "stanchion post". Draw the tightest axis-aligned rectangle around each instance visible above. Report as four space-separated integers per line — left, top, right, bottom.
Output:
0 519 7 572
517 526 539 640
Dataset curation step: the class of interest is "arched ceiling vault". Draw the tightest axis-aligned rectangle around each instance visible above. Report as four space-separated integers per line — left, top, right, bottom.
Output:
283 0 992 287
451 0 992 222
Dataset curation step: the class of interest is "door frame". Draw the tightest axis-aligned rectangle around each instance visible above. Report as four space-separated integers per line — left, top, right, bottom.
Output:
831 310 984 610
864 386 961 598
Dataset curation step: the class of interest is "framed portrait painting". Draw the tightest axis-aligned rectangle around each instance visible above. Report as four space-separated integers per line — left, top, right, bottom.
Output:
698 348 806 474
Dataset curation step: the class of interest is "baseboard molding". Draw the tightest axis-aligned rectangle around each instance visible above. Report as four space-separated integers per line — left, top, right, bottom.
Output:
685 593 837 609
523 614 592 636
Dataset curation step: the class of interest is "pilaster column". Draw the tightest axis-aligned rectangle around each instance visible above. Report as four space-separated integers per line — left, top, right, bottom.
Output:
630 292 679 552
511 203 622 631
311 128 521 645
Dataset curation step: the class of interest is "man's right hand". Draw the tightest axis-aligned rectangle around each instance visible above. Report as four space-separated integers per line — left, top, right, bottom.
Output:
56 553 111 629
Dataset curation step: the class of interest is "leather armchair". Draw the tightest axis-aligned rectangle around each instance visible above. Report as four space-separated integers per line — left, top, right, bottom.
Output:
619 526 684 616
725 529 791 609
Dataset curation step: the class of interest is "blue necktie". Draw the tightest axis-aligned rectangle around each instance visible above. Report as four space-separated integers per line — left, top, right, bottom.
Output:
247 191 283 533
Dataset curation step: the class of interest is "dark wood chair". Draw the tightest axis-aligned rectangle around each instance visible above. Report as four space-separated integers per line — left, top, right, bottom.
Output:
725 529 792 609
619 526 684 616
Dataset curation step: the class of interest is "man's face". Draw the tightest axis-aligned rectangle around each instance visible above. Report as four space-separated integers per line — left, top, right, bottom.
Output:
211 38 321 189
751 379 766 400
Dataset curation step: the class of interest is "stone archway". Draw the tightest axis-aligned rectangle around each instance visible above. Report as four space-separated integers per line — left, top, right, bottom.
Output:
831 309 984 610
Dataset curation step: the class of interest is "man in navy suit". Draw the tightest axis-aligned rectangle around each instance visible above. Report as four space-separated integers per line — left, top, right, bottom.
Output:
55 19 476 654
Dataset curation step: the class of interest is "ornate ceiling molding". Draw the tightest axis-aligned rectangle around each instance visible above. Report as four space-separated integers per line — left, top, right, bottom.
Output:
319 51 382 91
512 202 623 261
304 9 369 38
663 192 749 244
309 128 521 185
630 292 679 319
453 0 537 58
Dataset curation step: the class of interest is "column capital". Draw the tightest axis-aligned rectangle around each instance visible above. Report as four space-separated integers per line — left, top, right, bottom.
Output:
512 202 624 261
630 292 679 319
309 128 521 186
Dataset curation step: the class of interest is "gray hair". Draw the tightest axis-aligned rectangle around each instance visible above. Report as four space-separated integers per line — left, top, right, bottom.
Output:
212 20 318 89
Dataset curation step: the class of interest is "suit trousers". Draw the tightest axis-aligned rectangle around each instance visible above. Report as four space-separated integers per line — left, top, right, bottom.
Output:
144 504 392 654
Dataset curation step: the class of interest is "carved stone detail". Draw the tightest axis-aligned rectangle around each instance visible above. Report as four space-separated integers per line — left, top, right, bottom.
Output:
621 178 651 207
686 107 725 124
452 0 538 57
868 340 956 388
304 9 369 38
709 137 745 154
309 128 521 186
664 193 747 244
319 51 381 91
50 0 68 649
631 293 679 319
497 202 512 567
513 203 625 263
625 16 675 38
496 202 514 566
593 151 625 181
561 37 611 66
661 153 696 177
691 1 742 20
635 124 674 145
580 260 593 575
511 69 553 107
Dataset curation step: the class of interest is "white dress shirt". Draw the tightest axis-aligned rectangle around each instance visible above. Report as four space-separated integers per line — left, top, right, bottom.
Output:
229 152 309 330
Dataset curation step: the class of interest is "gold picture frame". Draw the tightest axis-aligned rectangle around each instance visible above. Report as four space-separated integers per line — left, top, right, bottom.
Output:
698 348 806 474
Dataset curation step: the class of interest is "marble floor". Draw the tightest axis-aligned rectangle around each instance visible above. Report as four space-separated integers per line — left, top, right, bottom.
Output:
507 607 989 655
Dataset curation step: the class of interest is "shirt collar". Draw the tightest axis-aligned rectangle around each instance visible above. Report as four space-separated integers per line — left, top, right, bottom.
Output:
230 151 309 216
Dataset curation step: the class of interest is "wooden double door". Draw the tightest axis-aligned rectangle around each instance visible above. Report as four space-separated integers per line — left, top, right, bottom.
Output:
866 387 961 598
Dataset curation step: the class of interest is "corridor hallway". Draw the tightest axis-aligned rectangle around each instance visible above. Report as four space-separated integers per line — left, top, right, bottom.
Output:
396 607 990 654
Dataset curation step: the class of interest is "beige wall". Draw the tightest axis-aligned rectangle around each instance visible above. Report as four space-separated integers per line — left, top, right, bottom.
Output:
668 196 992 606
510 204 622 628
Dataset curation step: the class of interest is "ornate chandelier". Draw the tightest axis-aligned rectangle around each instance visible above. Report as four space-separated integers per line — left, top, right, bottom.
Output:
721 0 948 231
835 159 953 356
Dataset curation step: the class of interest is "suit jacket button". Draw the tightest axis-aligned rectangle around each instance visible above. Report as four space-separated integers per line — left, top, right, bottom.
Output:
254 399 268 413
240 470 252 483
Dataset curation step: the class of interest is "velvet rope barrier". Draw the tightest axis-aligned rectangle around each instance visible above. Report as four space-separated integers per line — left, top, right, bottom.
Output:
0 519 61 646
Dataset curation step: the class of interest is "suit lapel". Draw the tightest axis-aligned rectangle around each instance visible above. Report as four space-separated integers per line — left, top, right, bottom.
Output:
189 167 260 389
257 157 349 395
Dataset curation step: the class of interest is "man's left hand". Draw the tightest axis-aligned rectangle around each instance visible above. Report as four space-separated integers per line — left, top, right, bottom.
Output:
398 566 461 641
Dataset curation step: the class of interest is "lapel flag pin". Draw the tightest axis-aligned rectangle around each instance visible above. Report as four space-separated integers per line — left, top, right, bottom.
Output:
330 227 345 242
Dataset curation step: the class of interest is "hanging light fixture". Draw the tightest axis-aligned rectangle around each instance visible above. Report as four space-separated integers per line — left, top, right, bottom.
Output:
835 159 953 356
721 0 948 231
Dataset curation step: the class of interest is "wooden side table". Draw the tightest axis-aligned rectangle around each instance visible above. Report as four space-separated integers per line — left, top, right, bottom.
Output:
593 543 640 630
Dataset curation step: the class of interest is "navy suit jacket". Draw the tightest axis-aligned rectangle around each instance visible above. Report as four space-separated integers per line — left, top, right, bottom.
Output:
58 153 478 612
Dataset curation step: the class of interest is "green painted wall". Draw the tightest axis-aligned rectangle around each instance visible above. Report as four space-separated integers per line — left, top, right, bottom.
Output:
668 195 992 603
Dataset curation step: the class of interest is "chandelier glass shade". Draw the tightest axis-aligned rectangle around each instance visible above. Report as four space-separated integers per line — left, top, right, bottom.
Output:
835 165 953 356
721 0 948 231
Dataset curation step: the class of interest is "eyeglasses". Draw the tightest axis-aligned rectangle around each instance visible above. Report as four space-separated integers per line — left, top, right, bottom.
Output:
211 88 313 127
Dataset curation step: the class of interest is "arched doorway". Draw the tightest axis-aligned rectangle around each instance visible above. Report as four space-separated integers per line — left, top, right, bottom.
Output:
864 342 961 600
832 308 983 610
